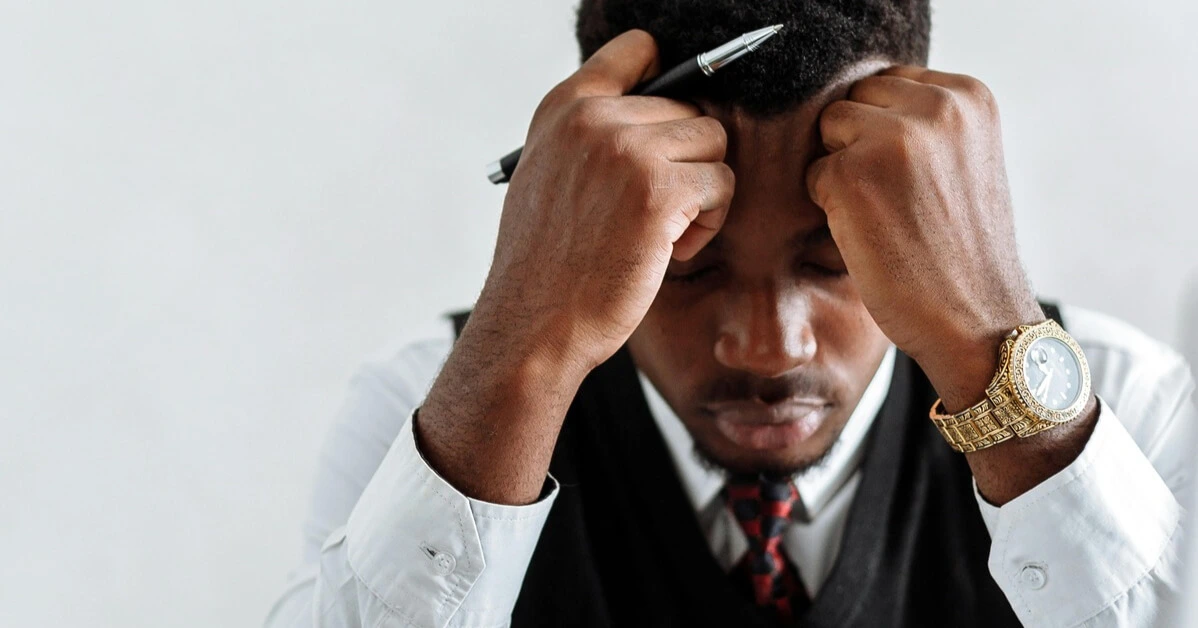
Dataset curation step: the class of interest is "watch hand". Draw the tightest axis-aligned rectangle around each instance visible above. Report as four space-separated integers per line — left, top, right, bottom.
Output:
1034 369 1054 400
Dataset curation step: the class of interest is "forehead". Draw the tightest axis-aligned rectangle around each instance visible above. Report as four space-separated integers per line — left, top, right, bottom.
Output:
721 110 820 214
696 58 892 245
695 107 825 251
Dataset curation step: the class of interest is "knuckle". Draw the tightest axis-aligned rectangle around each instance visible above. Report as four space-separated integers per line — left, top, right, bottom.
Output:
541 80 584 114
825 152 848 180
574 97 610 123
837 149 855 171
824 99 854 121
608 125 642 160
663 165 702 201
963 77 998 111
820 100 855 132
716 162 735 189
956 74 989 96
693 166 716 196
657 117 727 161
703 117 729 154
532 90 563 124
928 86 975 126
641 170 673 214
626 29 659 57
927 84 957 116
847 77 876 101
646 161 675 190
713 165 736 205
564 98 610 136
888 129 920 163
806 164 830 204
662 119 700 144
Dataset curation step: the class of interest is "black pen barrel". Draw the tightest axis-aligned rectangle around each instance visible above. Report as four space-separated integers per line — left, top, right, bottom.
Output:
633 56 704 98
494 147 523 184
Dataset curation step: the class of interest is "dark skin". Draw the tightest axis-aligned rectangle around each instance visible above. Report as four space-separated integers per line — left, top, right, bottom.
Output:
415 30 1098 510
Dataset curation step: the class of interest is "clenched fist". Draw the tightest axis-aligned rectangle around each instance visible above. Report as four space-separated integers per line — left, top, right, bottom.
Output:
807 67 1044 410
476 29 735 377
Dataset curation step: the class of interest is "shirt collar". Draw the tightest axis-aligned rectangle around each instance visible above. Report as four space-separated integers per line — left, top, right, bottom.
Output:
637 346 897 520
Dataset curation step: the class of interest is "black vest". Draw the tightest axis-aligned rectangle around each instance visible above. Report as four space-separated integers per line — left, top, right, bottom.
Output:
448 305 1063 627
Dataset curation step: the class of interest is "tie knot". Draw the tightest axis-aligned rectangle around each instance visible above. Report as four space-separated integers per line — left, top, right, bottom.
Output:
723 473 799 541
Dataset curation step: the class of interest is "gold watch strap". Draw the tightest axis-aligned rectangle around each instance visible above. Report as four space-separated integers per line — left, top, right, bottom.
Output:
929 395 1016 453
930 390 1058 453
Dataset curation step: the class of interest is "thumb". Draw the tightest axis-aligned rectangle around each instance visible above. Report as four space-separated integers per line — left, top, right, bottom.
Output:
570 29 661 98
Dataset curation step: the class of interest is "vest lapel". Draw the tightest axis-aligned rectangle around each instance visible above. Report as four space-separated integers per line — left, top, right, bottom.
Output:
800 350 917 626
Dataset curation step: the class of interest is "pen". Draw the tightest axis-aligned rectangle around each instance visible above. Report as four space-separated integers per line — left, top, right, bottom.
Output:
486 24 785 185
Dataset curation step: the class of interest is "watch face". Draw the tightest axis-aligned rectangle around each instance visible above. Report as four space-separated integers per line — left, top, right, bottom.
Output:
1022 336 1085 411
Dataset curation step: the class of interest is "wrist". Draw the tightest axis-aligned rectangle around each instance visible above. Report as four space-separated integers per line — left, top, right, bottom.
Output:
916 338 1002 414
416 311 590 505
913 303 1046 413
457 302 595 393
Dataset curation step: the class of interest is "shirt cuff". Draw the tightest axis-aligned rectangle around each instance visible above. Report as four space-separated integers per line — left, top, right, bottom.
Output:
345 409 559 628
975 396 1184 627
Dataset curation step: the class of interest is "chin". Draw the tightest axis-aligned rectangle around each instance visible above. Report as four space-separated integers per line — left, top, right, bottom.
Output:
691 426 841 476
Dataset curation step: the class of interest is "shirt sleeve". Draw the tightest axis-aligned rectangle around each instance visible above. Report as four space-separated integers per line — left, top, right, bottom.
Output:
265 351 559 628
974 359 1196 627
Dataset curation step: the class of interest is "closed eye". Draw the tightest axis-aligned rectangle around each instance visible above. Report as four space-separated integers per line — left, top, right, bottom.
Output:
801 263 848 278
664 264 721 284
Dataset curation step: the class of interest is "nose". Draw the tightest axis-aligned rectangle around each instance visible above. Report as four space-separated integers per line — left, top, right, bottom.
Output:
714 284 818 379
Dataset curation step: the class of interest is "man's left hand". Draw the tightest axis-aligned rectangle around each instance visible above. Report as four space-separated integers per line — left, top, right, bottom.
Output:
807 66 1044 412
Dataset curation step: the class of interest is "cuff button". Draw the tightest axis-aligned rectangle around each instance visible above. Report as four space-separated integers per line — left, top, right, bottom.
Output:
420 542 458 576
434 552 457 576
1019 564 1047 590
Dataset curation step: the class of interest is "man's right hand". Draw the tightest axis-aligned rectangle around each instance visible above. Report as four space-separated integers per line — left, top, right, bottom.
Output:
414 30 732 505
475 29 734 379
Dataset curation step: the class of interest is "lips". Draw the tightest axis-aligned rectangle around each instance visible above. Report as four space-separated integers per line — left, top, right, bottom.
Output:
705 399 832 451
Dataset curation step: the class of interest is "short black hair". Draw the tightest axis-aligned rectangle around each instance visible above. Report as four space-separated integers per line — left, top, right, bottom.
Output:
575 0 931 117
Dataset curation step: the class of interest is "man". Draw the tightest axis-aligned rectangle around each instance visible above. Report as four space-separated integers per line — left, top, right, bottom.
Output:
266 1 1196 626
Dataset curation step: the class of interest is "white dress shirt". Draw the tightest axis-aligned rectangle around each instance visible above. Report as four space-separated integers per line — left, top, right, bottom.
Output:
265 304 1195 628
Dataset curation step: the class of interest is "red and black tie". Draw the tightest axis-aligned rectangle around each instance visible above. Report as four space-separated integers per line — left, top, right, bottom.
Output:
723 473 811 624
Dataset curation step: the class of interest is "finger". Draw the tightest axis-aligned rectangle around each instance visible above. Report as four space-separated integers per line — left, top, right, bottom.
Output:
847 74 924 108
805 153 839 211
817 99 879 153
604 94 703 125
635 116 727 163
570 29 661 98
665 162 735 261
877 65 996 112
880 65 969 90
673 222 722 262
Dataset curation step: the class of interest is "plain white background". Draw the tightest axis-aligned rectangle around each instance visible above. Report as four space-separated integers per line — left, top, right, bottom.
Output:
2 1 1196 626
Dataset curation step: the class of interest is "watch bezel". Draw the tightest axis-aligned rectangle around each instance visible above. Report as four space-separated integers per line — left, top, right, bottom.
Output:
1006 320 1091 424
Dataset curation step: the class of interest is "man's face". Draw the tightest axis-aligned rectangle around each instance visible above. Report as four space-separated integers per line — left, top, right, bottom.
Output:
627 60 893 475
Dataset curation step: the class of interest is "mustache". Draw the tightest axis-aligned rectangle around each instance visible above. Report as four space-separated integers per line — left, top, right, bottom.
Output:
698 368 841 406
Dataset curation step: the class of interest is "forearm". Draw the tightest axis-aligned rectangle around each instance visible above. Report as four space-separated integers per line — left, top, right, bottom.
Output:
415 311 589 505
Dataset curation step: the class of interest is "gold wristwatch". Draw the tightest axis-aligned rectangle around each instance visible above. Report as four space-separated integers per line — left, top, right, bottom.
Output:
929 319 1092 453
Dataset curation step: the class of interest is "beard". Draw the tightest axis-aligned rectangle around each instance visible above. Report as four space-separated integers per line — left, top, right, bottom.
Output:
689 420 846 478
